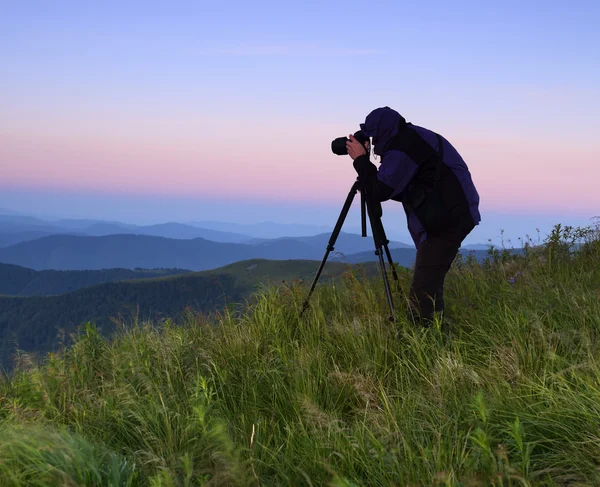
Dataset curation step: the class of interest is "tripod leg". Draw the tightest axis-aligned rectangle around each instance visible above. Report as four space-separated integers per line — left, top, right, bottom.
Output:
382 244 399 281
378 223 401 292
300 181 360 317
364 198 396 322
360 190 367 237
382 243 402 293
368 204 401 291
376 246 395 322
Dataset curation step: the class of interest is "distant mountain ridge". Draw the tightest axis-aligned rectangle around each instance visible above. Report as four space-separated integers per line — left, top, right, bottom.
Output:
188 220 338 238
77 222 254 242
0 232 413 271
0 208 22 215
0 215 254 246
0 210 416 247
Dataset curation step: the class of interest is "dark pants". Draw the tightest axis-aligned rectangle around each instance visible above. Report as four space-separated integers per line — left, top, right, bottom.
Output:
408 227 471 326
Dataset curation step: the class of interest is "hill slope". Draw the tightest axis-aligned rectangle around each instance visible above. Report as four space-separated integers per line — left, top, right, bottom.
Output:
0 258 379 369
0 272 239 369
0 263 191 296
337 246 495 267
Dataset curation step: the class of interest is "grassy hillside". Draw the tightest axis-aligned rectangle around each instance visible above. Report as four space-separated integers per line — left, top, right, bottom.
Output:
0 223 599 486
0 263 191 296
0 259 380 370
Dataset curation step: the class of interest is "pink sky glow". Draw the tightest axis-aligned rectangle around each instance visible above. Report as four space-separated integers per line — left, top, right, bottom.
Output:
2 124 599 216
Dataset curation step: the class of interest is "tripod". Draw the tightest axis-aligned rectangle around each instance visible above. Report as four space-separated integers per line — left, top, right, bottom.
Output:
300 176 401 321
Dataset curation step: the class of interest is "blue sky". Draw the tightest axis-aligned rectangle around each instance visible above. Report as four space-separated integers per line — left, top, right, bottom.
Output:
1 0 599 244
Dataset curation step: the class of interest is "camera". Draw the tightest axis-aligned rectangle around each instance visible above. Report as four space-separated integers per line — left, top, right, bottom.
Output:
331 130 369 155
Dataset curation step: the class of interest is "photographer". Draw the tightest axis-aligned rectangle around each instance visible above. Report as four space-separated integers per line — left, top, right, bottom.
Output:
345 106 481 326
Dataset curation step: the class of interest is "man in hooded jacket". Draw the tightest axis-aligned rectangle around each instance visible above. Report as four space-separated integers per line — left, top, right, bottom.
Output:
345 106 481 325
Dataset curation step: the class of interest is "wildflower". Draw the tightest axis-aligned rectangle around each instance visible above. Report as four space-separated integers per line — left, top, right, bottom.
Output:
508 271 523 285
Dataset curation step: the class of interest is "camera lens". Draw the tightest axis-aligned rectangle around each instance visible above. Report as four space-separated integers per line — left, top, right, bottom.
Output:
331 136 349 155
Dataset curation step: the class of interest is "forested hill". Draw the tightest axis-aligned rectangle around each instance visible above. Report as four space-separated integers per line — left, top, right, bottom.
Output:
0 272 239 370
0 259 380 371
0 263 191 296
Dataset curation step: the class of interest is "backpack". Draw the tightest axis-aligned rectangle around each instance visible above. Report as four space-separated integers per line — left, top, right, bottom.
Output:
386 125 451 234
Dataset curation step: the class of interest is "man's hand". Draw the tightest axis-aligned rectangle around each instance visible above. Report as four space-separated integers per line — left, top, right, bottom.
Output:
346 134 367 160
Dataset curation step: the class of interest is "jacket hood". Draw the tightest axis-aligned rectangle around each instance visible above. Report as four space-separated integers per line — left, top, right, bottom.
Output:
359 106 406 155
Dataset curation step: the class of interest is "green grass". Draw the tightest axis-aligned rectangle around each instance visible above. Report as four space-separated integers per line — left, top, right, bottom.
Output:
1 222 599 486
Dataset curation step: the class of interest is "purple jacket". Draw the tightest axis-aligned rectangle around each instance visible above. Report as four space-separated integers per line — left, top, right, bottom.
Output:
357 107 481 248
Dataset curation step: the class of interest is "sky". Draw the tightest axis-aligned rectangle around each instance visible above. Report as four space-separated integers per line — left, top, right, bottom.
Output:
1 0 599 244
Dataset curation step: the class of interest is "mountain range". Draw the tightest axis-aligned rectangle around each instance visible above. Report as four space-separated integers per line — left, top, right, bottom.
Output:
0 232 415 271
0 210 493 252
1 212 386 245
0 214 254 246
